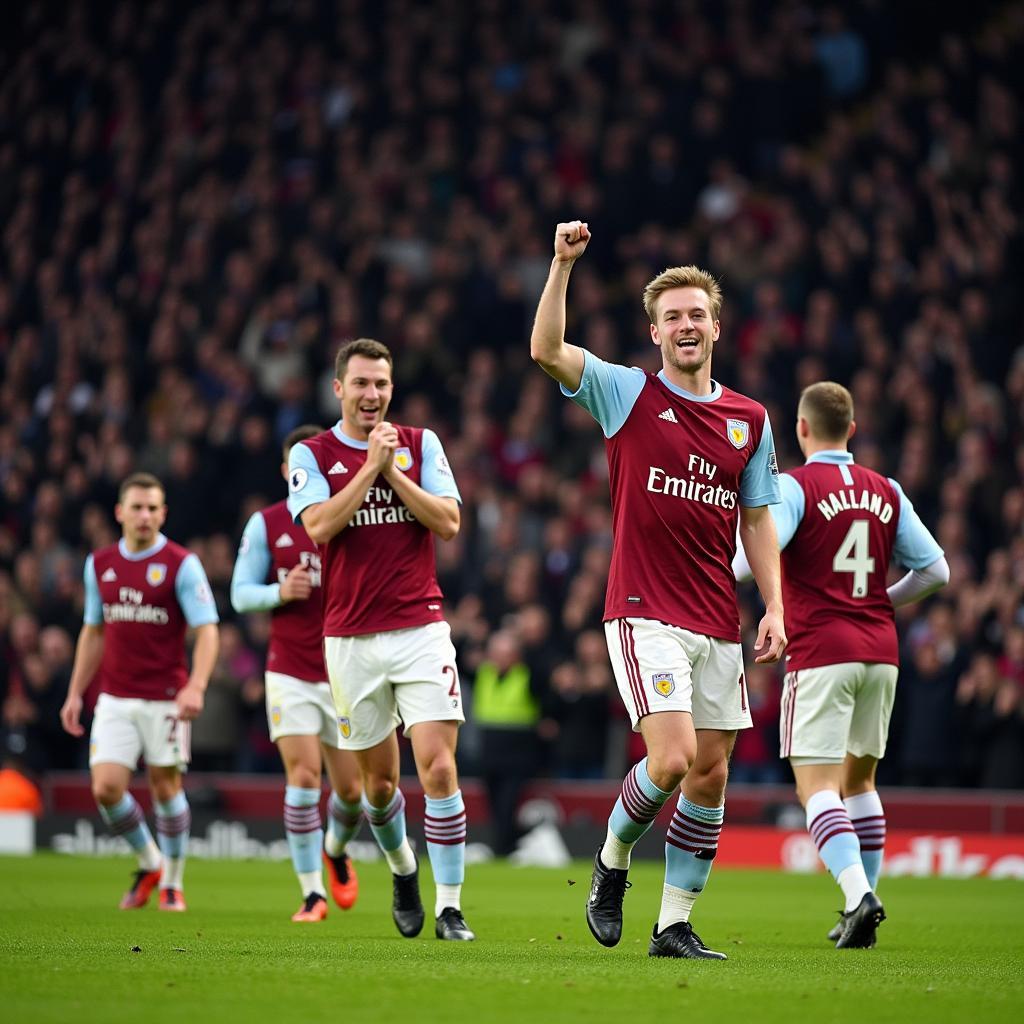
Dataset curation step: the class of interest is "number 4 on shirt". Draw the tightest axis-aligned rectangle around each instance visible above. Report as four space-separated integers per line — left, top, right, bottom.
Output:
832 520 876 598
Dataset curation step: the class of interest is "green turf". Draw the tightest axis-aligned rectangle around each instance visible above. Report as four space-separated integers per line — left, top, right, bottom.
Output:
1 854 1022 1024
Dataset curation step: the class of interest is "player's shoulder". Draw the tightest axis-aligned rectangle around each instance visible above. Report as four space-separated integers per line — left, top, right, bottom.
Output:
396 422 425 442
160 538 194 565
298 426 338 456
714 383 768 420
259 498 291 522
92 541 120 564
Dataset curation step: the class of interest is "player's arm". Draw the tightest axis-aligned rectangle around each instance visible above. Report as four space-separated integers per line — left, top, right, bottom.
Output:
60 624 104 737
291 430 394 545
382 429 461 540
738 504 787 664
175 555 221 721
529 220 589 391
60 554 105 737
229 511 311 610
733 473 804 581
178 623 219 721
886 479 949 608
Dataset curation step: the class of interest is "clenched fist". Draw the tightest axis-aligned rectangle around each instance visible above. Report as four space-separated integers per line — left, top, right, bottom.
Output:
554 220 590 263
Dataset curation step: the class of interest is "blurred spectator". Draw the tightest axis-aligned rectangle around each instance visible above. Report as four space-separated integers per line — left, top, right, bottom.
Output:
0 0 1021 788
473 629 545 854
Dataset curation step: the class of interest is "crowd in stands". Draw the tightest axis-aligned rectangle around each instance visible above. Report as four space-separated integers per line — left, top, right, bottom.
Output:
2 0 1022 790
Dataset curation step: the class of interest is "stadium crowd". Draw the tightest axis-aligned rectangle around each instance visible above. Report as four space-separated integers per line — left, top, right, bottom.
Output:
1 0 1022 790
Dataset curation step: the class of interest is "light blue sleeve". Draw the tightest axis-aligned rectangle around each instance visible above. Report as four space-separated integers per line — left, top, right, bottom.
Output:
771 473 805 549
287 442 331 524
230 512 282 613
558 350 647 437
889 479 944 569
739 416 782 506
174 554 220 627
420 429 462 502
83 555 102 625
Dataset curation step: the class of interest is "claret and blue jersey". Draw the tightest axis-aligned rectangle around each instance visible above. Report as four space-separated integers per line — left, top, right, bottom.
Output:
770 451 944 671
286 421 461 638
563 349 780 643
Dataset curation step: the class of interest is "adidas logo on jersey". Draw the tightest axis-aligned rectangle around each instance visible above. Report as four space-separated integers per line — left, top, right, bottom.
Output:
274 534 294 548
658 408 678 423
328 461 348 475
101 568 117 582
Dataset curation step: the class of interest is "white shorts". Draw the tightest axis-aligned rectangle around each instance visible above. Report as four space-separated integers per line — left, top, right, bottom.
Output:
265 672 342 747
781 662 898 763
89 693 191 770
323 621 465 751
605 618 752 732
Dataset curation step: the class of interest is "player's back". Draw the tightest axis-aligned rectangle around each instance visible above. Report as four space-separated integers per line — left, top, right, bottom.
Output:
782 461 900 672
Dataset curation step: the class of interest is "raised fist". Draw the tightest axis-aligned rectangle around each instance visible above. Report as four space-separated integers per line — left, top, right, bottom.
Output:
553 220 590 263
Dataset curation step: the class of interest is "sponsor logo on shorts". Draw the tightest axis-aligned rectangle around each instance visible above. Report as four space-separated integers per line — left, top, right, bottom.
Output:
271 706 282 726
146 563 167 586
653 672 675 697
394 447 413 471
337 716 352 739
727 419 749 449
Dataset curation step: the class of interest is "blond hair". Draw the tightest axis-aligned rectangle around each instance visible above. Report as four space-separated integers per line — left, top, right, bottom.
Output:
799 382 854 442
643 266 723 323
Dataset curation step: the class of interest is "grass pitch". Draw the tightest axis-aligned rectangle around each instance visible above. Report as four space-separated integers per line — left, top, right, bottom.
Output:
1 854 1022 1024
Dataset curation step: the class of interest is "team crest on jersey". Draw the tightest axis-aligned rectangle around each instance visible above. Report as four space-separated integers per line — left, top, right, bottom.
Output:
394 447 413 472
146 563 167 586
652 672 675 697
337 716 352 739
726 419 749 449
271 706 282 726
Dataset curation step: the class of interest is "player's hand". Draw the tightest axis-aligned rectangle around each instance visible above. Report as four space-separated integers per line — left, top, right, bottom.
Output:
176 682 205 721
553 220 590 263
753 607 787 664
60 694 84 737
279 565 312 602
368 420 398 474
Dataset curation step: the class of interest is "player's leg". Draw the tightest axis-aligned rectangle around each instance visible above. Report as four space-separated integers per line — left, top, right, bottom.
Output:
92 760 163 907
649 727 731 959
392 621 472 940
592 619 693 948
842 663 897 894
139 699 192 911
322 742 363 909
277 733 329 921
842 755 884 889
649 633 748 959
786 663 884 948
148 764 189 911
89 695 162 908
408 719 474 940
354 731 425 937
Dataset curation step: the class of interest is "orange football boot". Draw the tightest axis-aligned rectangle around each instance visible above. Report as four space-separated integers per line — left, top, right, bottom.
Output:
158 887 187 912
119 868 162 910
292 892 329 922
323 850 359 909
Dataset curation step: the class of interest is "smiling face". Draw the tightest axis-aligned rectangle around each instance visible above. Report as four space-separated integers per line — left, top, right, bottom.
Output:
115 486 167 551
334 354 394 439
650 285 720 383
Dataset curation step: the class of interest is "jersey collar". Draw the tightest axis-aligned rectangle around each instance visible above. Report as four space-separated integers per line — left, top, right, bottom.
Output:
656 371 723 403
118 533 169 561
332 421 369 450
806 450 855 464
